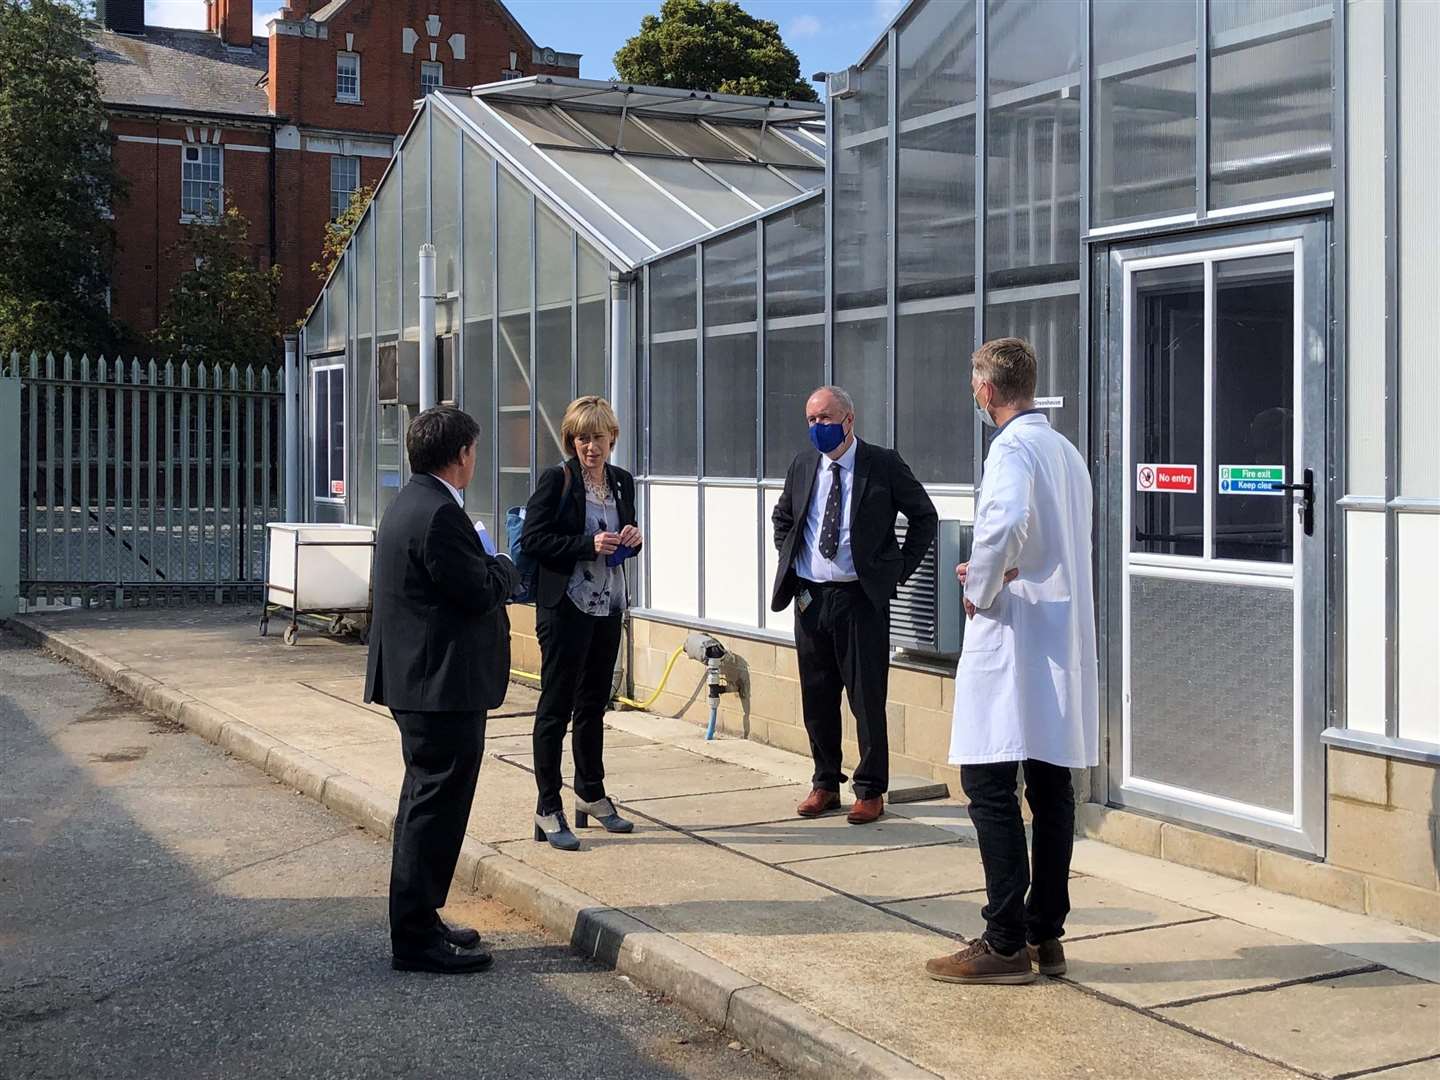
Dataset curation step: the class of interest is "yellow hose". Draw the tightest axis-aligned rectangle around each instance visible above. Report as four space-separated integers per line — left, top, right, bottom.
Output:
510 643 687 712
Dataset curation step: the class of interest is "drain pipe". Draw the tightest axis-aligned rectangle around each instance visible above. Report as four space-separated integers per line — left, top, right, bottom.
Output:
283 333 299 522
418 243 437 411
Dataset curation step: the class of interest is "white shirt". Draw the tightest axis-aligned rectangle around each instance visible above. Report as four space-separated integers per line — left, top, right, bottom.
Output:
432 473 505 560
948 413 1099 768
795 438 859 583
431 474 464 507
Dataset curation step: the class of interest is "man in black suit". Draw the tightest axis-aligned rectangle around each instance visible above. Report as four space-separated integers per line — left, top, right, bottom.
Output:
772 386 938 824
365 405 518 974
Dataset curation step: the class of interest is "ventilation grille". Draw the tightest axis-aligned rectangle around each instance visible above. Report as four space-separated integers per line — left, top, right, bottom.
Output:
890 520 971 659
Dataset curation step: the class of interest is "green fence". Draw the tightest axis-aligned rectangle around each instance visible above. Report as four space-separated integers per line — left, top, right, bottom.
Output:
9 350 285 609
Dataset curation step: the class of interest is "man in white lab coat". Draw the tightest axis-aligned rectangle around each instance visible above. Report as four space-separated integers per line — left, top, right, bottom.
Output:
926 337 1098 986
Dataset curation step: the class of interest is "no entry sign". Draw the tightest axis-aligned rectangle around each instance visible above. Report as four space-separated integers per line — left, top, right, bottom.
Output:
1136 463 1197 494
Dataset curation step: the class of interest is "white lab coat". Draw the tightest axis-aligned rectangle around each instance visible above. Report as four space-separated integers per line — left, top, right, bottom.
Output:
949 413 1099 768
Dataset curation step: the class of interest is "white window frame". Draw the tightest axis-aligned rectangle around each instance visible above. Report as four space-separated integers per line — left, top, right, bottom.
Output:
180 143 223 220
329 155 360 220
312 363 347 503
421 61 443 95
336 51 361 103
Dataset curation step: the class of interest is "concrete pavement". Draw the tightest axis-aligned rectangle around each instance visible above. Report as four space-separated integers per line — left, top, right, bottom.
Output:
8 607 1440 1080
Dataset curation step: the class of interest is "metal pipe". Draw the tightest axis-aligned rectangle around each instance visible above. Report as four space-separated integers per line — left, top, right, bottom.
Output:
418 243 437 411
608 269 633 469
283 333 299 521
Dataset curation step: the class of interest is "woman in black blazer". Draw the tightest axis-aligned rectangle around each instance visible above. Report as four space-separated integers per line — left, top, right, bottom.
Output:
520 396 642 851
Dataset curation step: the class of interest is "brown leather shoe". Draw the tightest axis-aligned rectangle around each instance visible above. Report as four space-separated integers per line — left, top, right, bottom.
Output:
796 788 841 818
926 939 1035 985
1028 939 1066 976
846 795 884 824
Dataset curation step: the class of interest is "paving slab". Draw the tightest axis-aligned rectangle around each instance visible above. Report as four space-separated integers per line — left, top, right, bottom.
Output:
1065 917 1373 1008
466 756 550 845
886 875 1209 943
785 839 988 903
699 812 959 865
500 741 719 775
310 738 404 796
1161 968 1440 1078
602 761 794 802
625 784 815 831
202 684 395 752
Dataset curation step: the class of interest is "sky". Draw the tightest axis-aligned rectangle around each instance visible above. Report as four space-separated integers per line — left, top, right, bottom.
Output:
143 1 908 89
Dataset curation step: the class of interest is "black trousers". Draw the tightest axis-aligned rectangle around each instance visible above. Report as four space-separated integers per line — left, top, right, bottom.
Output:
793 579 890 800
961 759 1076 955
534 597 623 815
389 709 486 953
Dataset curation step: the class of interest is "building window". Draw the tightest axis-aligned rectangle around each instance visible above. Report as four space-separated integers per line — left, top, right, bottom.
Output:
421 61 443 95
330 155 360 220
500 68 522 81
312 364 346 501
336 52 360 102
181 144 222 218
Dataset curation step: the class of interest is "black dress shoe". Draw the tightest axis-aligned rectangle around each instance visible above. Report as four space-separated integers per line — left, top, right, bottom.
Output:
438 917 481 949
391 939 494 974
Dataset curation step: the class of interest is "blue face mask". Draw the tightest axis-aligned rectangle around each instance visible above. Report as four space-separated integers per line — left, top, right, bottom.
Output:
808 421 847 454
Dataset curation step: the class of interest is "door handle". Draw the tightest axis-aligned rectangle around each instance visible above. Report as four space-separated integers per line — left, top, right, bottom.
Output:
1280 468 1314 537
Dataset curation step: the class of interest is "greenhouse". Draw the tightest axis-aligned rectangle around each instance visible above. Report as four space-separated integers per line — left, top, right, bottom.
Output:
299 0 1440 902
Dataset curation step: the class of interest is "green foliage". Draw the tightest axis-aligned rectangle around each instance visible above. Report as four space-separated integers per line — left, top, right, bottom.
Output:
154 203 282 366
614 0 819 103
312 182 374 283
0 0 126 352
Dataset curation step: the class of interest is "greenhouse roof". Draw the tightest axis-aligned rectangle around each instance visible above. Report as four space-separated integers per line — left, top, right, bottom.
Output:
431 77 825 270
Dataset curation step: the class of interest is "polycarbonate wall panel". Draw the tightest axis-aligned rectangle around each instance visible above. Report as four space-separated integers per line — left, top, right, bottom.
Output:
987 291 1081 447
400 128 426 340
1399 0 1439 498
650 250 697 334
1397 515 1440 744
898 117 975 303
763 197 824 318
712 122 821 167
325 256 347 348
898 308 975 484
375 172 399 337
432 113 461 335
497 170 532 510
1091 0 1196 226
546 149 707 251
638 117 749 161
353 219 375 525
705 161 811 207
487 101 593 147
703 486 760 626
898 0 976 121
649 340 698 476
703 228 758 330
834 318 888 442
461 136 495 530
577 240 608 398
703 333 758 478
834 41 890 313
1208 1 1332 209
626 156 755 230
764 323 823 479
536 204 574 465
562 107 672 154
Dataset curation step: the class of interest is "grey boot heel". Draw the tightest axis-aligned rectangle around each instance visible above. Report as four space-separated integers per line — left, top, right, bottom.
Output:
575 797 634 834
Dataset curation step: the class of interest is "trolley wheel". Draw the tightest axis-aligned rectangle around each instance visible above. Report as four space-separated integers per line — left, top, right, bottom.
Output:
283 624 299 646
258 616 269 637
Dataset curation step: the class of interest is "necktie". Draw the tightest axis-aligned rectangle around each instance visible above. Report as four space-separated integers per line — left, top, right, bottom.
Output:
819 462 842 561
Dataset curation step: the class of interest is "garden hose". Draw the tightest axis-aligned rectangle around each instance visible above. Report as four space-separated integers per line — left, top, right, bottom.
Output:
509 643 687 712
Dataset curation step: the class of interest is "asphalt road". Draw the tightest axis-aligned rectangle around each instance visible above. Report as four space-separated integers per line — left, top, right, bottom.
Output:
0 631 788 1080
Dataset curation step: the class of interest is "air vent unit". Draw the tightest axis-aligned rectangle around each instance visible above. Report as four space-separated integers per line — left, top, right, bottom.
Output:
377 341 419 406
827 67 858 99
891 519 972 659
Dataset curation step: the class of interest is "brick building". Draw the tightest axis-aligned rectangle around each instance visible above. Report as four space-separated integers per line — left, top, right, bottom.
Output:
90 0 579 339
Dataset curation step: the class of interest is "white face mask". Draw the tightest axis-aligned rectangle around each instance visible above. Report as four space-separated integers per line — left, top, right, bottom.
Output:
973 385 997 429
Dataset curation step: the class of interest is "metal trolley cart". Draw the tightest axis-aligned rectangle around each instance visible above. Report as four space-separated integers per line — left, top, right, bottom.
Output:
260 523 375 646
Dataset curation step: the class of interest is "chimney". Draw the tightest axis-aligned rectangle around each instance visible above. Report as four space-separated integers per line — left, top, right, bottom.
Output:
209 0 255 47
96 0 145 35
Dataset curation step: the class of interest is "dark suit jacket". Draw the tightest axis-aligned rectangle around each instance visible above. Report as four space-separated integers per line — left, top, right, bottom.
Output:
521 458 640 610
364 473 518 712
771 439 938 614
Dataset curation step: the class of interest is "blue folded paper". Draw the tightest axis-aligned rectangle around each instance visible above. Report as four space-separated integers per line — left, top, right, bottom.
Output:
605 544 635 568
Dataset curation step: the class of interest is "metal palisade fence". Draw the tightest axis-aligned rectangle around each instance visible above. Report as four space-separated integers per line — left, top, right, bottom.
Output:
7 350 285 609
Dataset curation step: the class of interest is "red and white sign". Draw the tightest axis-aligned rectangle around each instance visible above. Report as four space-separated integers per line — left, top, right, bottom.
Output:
1136 463 1197 494
330 479 346 497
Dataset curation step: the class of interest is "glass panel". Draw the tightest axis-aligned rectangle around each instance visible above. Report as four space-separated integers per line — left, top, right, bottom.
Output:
834 42 890 313
650 249 697 334
577 241 609 398
987 291 1081 448
378 403 403 518
1213 255 1294 564
400 129 426 340
834 318 888 441
704 227 758 330
897 309 974 484
625 156 755 228
898 0 976 122
375 172 399 336
703 333 757 478
562 108 673 154
487 101 593 147
763 197 824 318
710 122 821 167
497 171 532 500
312 369 330 499
1208 1 1332 209
497 170 530 317
1131 264 1205 558
705 161 810 207
326 257 347 348
536 204 574 465
461 137 495 528
898 118 975 304
1399 0 1440 498
1091 0 1196 226
774 167 824 192
462 315 494 527
650 340 697 476
546 149 709 250
1130 574 1294 811
329 368 345 495
355 217 374 334
637 116 749 161
763 323 823 479
354 222 375 524
431 113 460 334
462 138 495 321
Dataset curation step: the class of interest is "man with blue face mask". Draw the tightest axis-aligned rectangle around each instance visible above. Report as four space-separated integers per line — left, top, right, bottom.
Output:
771 386 938 824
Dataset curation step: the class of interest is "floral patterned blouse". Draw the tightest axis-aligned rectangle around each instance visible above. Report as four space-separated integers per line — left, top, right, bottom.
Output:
565 486 627 616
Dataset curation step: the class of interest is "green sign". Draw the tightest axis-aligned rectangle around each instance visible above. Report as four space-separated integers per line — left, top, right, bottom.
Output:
1219 464 1285 495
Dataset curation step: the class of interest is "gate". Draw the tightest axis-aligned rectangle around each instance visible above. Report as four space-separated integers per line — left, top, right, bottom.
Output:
10 350 285 609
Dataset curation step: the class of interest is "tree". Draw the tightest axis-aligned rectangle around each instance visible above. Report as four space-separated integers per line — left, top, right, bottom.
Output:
312 182 375 283
0 0 126 352
614 0 819 103
154 203 282 367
